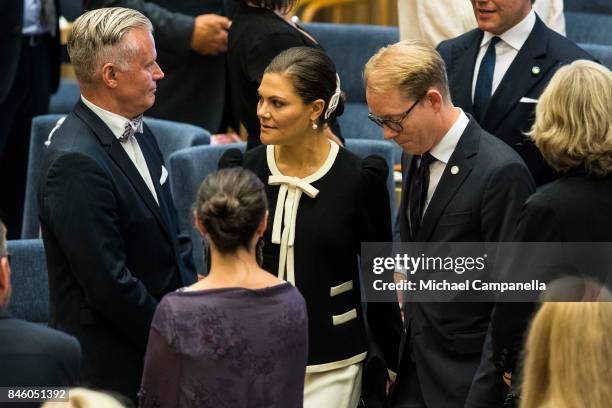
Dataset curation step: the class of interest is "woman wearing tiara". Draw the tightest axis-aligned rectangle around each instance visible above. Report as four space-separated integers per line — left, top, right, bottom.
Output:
220 46 402 408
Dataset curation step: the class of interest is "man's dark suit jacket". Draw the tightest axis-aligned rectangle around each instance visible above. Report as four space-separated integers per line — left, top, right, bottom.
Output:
390 117 535 408
0 309 81 408
0 0 61 104
37 100 196 400
437 16 593 186
85 0 235 133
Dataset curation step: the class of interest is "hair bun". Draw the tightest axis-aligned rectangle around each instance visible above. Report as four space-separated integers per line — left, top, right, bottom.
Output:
195 168 268 253
204 193 240 219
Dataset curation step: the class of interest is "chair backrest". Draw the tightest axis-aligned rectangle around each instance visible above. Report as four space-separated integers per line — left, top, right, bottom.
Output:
49 79 79 114
6 240 49 323
304 22 399 105
344 139 397 226
565 0 612 45
579 43 612 69
168 143 247 276
22 114 210 238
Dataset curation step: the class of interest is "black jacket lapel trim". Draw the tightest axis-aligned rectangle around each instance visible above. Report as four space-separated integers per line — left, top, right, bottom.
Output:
481 16 556 133
417 118 479 241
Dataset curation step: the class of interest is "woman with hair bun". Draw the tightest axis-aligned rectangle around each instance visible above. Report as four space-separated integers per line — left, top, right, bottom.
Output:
220 46 402 408
139 168 308 408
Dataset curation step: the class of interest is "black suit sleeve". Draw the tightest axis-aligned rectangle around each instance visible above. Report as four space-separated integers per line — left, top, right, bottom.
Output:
40 152 159 349
466 159 535 406
481 161 535 242
84 0 195 56
359 156 402 373
490 196 560 373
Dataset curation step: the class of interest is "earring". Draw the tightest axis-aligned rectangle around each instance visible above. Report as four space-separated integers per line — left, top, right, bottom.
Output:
256 238 264 267
312 121 318 130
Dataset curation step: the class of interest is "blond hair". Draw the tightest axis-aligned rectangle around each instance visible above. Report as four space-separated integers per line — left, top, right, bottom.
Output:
520 301 612 408
68 7 152 84
528 60 612 176
41 388 126 408
364 40 450 102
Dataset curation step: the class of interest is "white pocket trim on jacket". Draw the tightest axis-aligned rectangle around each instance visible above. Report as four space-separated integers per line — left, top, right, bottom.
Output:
330 280 353 297
332 308 357 326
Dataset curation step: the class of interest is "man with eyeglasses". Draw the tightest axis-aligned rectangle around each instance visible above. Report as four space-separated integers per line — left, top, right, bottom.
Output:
0 220 81 398
364 41 535 408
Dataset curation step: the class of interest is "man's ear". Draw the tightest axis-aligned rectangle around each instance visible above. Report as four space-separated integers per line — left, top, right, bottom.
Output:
425 89 444 112
101 63 119 88
309 99 326 123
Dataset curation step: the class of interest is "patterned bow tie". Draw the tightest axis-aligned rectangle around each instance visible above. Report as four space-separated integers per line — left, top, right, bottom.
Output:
119 115 144 143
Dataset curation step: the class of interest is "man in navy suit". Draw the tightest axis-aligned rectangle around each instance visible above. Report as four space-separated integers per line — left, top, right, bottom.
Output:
365 41 535 408
0 0 61 238
437 0 593 186
0 220 81 403
37 7 196 401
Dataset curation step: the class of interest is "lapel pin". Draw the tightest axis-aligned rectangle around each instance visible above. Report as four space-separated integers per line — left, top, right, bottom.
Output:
531 65 541 75
451 165 459 175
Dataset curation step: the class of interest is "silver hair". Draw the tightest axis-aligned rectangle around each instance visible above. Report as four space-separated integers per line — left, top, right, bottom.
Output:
68 7 153 84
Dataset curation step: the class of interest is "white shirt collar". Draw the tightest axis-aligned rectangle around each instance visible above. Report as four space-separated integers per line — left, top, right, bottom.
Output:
480 9 536 51
80 95 143 140
429 109 469 164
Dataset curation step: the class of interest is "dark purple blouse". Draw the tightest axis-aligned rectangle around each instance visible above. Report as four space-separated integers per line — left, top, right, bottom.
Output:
139 282 308 408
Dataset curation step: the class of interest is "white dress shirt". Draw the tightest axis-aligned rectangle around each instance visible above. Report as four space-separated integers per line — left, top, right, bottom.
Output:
471 10 537 102
81 96 159 205
423 109 470 215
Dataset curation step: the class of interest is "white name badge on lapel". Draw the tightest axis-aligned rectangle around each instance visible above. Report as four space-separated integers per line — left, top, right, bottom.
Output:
519 97 539 104
160 165 168 185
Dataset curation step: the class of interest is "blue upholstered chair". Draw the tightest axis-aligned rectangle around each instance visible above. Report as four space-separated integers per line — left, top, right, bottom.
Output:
579 43 612 69
168 143 247 276
22 114 211 238
565 0 612 46
6 240 49 323
49 79 80 114
304 23 403 163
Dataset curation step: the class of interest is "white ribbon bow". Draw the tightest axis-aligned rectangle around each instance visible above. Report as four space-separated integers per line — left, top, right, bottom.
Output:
268 175 319 284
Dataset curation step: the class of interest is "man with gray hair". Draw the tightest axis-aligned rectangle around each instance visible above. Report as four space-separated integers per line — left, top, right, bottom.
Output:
0 220 81 397
37 7 196 401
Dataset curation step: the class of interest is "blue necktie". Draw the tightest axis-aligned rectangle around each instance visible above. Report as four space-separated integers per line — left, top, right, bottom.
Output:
473 36 501 121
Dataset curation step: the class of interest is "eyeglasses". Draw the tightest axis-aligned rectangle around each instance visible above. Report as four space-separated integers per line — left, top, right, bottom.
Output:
368 97 422 133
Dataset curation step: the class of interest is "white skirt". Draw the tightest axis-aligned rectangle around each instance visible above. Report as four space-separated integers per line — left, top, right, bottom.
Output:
304 363 363 408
